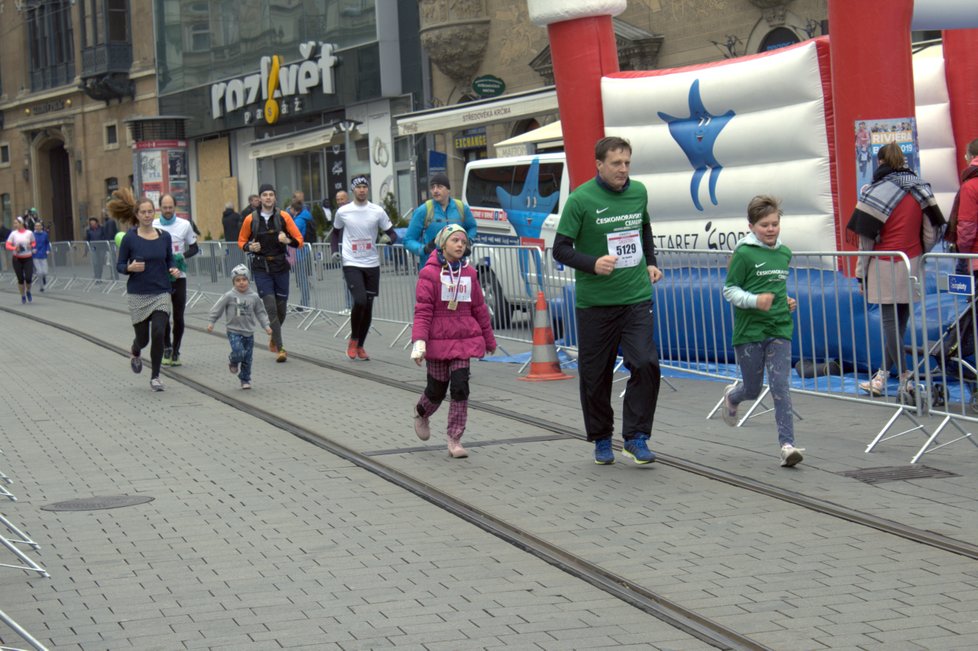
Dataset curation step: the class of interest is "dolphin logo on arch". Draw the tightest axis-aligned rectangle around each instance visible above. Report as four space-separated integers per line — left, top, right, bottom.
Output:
657 79 735 211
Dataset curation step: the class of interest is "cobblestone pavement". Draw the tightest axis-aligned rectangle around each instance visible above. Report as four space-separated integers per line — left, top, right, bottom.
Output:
1 287 977 650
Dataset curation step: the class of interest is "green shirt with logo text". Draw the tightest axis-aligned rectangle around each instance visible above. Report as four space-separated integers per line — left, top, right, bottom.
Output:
726 240 793 345
556 178 653 308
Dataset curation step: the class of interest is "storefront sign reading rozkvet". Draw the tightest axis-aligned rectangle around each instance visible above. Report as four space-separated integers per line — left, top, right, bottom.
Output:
210 42 338 126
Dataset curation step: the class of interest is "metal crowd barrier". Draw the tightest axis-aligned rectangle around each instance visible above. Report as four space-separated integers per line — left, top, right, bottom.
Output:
0 610 50 651
0 452 50 651
654 248 933 455
892 251 978 462
7 238 978 463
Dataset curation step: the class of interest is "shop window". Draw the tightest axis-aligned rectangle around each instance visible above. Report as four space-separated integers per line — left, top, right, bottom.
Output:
105 177 119 195
0 144 9 167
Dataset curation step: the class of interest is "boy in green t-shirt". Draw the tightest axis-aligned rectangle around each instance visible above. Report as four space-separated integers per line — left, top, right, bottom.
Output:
720 195 805 467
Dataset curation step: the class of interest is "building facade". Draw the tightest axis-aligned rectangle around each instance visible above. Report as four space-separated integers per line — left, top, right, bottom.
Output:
0 0 156 240
153 0 423 238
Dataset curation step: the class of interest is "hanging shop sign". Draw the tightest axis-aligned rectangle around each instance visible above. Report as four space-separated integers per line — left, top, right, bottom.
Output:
210 42 338 126
472 75 506 99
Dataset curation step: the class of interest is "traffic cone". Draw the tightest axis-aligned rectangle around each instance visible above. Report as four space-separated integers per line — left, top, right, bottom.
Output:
519 291 574 382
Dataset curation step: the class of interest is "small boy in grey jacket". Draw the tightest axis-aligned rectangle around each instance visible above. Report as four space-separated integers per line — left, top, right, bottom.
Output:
207 264 272 389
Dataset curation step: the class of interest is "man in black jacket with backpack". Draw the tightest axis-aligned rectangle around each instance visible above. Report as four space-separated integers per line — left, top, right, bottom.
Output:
237 183 304 362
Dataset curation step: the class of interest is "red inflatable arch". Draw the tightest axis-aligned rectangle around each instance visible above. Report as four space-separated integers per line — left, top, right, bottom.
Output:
528 0 978 230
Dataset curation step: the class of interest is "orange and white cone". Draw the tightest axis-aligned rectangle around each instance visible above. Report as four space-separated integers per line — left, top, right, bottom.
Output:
519 291 574 382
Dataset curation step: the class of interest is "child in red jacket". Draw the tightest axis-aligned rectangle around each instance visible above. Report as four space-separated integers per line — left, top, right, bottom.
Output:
411 224 497 458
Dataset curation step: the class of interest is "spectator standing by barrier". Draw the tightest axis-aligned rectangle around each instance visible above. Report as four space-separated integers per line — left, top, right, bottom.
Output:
32 221 51 291
288 195 314 309
320 199 333 230
552 136 662 465
410 225 496 458
848 142 945 396
155 194 198 367
206 264 272 390
109 190 179 392
223 202 245 275
102 213 120 280
6 216 36 303
22 208 39 231
238 183 304 363
222 202 243 242
331 176 398 361
947 138 978 274
0 222 10 271
403 173 477 261
720 195 804 467
85 217 106 281
240 194 260 220
102 213 118 241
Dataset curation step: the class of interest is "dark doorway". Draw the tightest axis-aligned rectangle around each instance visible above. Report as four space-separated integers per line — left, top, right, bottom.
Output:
48 143 72 240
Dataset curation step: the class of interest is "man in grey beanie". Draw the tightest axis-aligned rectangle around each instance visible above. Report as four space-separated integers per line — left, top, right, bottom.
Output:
404 172 478 260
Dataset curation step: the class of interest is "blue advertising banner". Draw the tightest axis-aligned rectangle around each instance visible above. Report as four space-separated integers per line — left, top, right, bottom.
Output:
428 150 447 174
855 117 919 196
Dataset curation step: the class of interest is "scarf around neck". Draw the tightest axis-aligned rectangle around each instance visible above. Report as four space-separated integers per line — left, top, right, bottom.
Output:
435 249 467 270
846 164 945 240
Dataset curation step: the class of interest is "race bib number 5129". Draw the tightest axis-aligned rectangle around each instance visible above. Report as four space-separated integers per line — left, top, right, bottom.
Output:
606 230 641 268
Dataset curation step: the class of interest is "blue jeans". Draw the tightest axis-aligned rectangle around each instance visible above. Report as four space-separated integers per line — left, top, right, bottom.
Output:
731 337 794 447
227 332 254 382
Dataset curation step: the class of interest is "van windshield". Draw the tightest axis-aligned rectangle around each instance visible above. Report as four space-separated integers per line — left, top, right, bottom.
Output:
465 161 564 215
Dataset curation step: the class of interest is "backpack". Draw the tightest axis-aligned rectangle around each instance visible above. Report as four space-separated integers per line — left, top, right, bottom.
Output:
250 210 286 240
423 198 465 231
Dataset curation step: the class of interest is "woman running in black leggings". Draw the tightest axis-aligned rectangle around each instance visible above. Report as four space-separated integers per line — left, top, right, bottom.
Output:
5 216 36 303
107 189 179 392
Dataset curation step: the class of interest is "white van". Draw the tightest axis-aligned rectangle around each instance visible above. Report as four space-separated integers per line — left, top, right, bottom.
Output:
462 153 570 326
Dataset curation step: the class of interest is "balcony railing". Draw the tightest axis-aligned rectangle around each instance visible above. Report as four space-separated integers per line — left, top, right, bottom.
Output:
81 42 132 77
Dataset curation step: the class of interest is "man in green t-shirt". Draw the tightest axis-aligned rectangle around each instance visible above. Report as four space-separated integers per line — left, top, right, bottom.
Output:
552 136 663 465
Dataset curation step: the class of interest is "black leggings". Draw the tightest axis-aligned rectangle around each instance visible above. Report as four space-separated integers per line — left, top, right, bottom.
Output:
163 278 187 354
12 257 34 286
343 266 380 345
132 311 169 379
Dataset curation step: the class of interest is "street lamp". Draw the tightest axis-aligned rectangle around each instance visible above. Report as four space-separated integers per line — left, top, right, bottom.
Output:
333 119 363 191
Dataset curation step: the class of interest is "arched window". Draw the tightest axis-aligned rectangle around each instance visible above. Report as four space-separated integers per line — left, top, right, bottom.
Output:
758 27 800 53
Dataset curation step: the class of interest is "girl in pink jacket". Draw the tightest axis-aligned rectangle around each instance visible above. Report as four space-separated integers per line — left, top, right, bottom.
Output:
411 224 496 458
